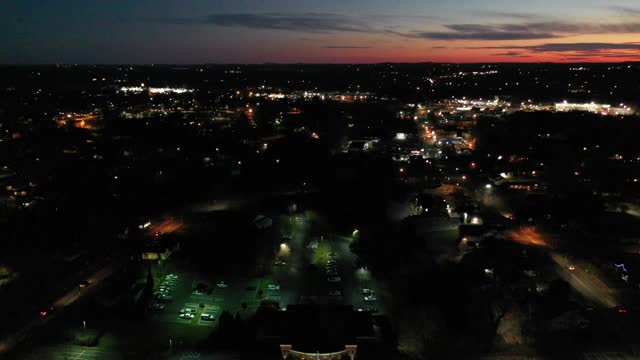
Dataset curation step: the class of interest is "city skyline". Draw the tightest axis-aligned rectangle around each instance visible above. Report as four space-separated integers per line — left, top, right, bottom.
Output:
2 0 640 64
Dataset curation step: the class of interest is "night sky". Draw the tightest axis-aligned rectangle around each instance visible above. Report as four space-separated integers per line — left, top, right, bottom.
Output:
2 0 640 63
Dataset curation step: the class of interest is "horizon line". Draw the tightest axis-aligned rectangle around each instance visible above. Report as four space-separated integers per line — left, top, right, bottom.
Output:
0 61 639 66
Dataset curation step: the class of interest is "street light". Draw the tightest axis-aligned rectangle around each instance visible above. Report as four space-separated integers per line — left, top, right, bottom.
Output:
279 243 290 256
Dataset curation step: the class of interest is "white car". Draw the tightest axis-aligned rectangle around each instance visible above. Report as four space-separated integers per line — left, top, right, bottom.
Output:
178 313 195 320
180 308 196 314
201 313 215 321
268 284 280 291
364 295 377 302
216 281 228 288
327 276 341 283
362 288 373 295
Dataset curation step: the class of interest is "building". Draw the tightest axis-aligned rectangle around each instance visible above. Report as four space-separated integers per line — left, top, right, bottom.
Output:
257 305 380 360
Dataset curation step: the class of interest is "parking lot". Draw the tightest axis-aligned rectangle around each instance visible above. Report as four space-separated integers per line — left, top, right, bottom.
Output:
262 212 386 315
147 210 385 331
148 269 285 328
148 273 227 327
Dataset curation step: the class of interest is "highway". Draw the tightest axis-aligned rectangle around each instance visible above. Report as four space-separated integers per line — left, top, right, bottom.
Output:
550 252 618 308
0 264 119 355
507 226 619 308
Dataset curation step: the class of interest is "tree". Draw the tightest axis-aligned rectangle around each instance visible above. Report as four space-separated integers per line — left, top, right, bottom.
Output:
396 305 445 359
494 305 527 348
142 266 154 303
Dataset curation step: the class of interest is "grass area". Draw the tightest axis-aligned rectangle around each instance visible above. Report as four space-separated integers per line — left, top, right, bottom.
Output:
0 265 15 288
71 328 100 346
312 241 332 267
255 279 270 300
429 228 459 243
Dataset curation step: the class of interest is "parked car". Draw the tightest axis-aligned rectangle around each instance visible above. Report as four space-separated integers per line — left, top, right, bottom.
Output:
201 313 216 321
148 302 165 311
157 294 173 302
357 307 378 313
364 295 376 302
193 283 209 295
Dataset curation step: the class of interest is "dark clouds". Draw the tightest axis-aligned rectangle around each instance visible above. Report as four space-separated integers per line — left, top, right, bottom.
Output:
470 42 640 52
494 51 528 57
323 45 372 49
611 6 640 15
202 13 373 32
155 13 373 33
143 8 640 62
155 12 640 42
396 21 640 41
412 24 556 40
471 42 640 60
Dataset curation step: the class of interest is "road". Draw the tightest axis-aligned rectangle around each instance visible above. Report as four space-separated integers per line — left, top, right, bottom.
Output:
148 217 185 236
0 264 119 355
18 344 124 360
506 226 557 248
550 252 618 308
507 226 618 308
